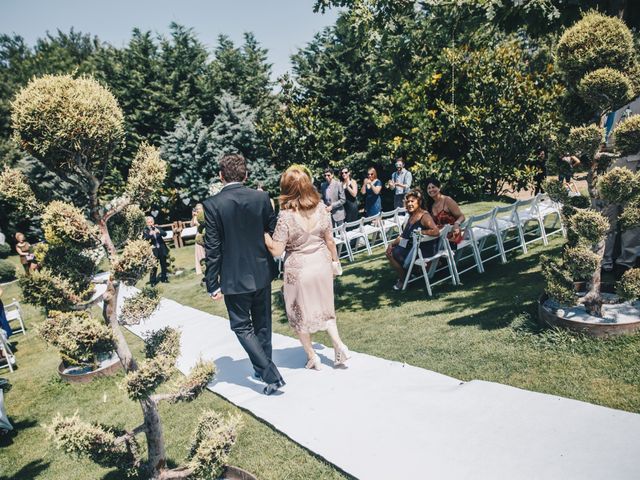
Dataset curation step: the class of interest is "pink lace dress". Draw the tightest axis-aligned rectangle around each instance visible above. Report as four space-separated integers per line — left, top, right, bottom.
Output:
273 204 336 334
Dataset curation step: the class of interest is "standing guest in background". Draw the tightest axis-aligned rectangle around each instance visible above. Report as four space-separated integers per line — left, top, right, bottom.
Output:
171 220 184 249
341 167 359 222
143 216 169 285
388 158 412 209
192 204 206 275
361 167 383 217
533 147 547 195
321 168 346 226
14 232 34 276
558 153 581 194
424 178 465 247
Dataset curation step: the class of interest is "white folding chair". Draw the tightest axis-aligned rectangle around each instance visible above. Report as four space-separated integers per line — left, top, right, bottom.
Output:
381 208 402 243
493 202 527 256
4 300 25 336
332 224 354 262
458 208 507 273
536 193 565 238
402 225 457 296
362 213 387 249
514 196 547 247
0 330 15 373
395 208 408 230
343 219 372 256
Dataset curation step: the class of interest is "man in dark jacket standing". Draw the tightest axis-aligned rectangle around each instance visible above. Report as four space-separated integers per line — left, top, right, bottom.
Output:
204 153 285 395
143 216 169 286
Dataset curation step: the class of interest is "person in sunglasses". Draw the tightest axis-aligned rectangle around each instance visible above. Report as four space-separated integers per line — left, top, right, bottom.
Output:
340 168 359 222
320 167 346 226
388 158 412 209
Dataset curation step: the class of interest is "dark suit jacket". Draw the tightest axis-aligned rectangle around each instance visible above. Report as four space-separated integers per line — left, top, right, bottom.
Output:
143 226 169 257
204 183 277 295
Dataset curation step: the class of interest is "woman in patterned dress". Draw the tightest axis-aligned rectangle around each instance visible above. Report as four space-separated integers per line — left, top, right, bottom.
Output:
264 166 350 370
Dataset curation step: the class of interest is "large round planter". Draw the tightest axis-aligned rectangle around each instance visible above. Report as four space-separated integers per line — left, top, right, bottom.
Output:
221 466 258 480
58 354 122 384
538 293 640 338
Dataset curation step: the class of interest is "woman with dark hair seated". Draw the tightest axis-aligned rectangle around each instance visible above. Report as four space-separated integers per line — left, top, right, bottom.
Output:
424 177 465 248
385 189 440 291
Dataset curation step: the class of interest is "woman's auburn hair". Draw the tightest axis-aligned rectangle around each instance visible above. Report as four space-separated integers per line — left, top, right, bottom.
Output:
279 166 321 211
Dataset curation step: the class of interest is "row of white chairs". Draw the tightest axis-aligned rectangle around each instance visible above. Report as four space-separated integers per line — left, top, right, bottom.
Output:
0 300 25 373
331 194 564 295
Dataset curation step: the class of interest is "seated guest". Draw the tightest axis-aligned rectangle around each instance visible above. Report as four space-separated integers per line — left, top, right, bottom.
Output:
143 216 169 285
385 189 440 291
424 177 465 247
361 167 383 217
171 220 184 249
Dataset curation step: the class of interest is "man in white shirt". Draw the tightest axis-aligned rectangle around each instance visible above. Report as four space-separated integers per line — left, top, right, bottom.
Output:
388 158 412 209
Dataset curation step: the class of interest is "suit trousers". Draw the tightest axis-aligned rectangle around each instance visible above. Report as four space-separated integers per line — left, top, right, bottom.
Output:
224 287 283 385
150 254 168 283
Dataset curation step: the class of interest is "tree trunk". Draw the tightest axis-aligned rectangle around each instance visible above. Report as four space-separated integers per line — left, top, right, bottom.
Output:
583 241 605 317
102 280 136 371
587 161 599 208
141 397 168 479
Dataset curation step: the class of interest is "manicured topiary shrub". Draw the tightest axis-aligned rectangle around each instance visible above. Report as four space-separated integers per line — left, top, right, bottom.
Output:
0 243 11 259
0 259 16 282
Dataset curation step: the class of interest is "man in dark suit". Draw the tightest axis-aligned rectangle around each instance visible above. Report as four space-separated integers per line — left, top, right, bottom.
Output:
143 216 169 286
204 153 285 395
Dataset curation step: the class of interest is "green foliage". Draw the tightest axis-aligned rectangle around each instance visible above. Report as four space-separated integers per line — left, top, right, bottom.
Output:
35 243 98 295
619 199 640 230
541 254 575 305
542 178 570 204
39 311 115 366
0 166 40 218
616 268 640 302
11 74 124 173
569 209 609 245
556 11 635 86
108 204 145 249
46 412 139 475
0 242 10 258
0 258 16 281
119 287 161 326
563 245 600 280
613 115 640 156
125 142 167 208
567 125 603 159
144 326 180 360
122 356 174 401
18 268 82 311
598 167 639 204
113 240 157 285
187 410 242 479
170 359 216 403
42 201 101 248
577 67 634 115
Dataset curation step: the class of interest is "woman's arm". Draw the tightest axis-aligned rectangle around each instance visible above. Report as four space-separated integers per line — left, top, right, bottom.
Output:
371 180 382 195
264 232 286 258
347 179 358 197
446 197 465 225
419 213 441 236
15 245 26 257
361 179 368 195
322 226 339 262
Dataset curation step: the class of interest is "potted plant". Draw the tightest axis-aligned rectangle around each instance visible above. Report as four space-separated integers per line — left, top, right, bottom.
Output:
0 74 245 479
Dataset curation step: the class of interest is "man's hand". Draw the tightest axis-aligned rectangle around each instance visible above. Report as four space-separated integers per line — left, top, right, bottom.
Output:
210 291 223 301
325 205 332 212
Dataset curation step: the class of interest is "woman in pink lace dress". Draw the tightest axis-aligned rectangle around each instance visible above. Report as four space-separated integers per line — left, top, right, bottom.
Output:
264 166 350 370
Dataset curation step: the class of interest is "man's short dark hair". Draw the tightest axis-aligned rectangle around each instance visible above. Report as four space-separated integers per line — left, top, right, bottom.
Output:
324 167 334 175
219 153 247 183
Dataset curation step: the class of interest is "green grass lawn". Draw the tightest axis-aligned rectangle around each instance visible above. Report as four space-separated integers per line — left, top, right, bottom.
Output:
2 198 639 479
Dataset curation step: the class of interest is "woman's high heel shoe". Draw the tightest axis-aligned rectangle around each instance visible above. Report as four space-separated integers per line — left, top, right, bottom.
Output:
334 344 351 367
305 354 322 370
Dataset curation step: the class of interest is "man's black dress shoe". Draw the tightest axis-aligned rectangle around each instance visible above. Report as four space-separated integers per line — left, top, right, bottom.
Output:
160 278 169 283
263 380 285 396
252 371 262 380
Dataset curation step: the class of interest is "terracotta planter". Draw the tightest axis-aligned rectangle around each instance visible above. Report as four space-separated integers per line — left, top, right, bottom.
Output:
221 466 258 480
538 293 640 338
58 354 122 384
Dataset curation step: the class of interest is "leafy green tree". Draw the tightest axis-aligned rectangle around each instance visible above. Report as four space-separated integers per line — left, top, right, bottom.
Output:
1 74 239 479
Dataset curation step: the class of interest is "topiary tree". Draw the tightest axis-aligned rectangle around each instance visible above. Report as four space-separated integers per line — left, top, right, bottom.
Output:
1 74 241 479
542 166 640 316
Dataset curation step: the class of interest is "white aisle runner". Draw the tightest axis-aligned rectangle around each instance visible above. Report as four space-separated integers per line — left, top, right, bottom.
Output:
121 287 640 480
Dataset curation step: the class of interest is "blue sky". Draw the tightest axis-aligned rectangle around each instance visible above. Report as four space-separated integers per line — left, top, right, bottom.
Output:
0 0 340 79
